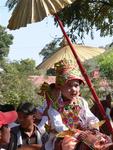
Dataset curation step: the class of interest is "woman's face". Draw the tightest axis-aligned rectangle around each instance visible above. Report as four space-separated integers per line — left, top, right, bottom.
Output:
60 79 80 101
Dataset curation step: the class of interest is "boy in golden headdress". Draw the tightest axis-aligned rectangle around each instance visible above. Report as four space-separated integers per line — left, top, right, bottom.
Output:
47 59 99 132
39 59 112 150
48 59 112 150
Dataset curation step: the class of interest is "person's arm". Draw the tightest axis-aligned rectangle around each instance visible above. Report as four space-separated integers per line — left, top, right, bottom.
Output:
81 98 99 130
0 126 10 145
17 144 43 150
48 107 68 132
37 116 48 134
54 136 77 150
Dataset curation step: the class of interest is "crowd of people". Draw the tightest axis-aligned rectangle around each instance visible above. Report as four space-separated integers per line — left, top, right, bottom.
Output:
0 59 113 150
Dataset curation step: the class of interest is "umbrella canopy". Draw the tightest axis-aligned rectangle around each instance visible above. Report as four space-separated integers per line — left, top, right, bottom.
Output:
7 0 75 30
37 44 105 71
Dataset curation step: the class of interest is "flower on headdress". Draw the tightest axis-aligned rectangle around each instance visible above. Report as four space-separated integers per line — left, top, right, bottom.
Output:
54 59 84 86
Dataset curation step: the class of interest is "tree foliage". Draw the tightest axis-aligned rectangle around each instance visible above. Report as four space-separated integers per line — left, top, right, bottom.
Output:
10 59 39 75
97 48 113 80
81 47 113 103
5 0 18 11
6 0 113 41
0 59 40 106
57 0 113 41
39 38 61 61
0 25 40 107
0 25 13 59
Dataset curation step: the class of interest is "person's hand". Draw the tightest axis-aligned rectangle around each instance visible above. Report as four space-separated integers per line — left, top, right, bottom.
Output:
0 126 10 144
17 144 42 150
78 130 113 150
93 138 113 150
61 136 78 150
43 107 48 116
78 130 97 146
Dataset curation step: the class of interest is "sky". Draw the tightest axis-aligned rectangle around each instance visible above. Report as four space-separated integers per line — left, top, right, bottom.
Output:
0 0 113 65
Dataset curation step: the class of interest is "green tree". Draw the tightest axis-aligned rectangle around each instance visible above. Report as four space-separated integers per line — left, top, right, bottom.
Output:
0 25 13 59
0 59 40 106
39 38 61 61
81 47 113 103
11 59 39 75
5 0 18 11
6 0 113 41
58 0 113 40
39 38 65 75
97 48 113 80
0 22 40 107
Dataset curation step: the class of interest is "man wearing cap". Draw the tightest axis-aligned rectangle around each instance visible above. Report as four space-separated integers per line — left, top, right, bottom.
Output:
0 110 18 149
8 102 47 150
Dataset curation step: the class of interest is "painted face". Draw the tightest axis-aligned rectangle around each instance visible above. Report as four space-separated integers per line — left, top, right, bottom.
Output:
61 79 80 102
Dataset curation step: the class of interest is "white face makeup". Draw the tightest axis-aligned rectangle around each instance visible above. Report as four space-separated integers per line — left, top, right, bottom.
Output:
61 79 80 102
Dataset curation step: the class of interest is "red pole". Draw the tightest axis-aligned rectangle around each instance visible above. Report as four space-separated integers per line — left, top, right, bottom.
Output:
55 14 113 134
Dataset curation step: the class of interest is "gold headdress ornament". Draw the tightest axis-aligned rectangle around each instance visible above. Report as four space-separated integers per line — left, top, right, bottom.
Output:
38 82 50 97
38 82 52 107
54 59 85 86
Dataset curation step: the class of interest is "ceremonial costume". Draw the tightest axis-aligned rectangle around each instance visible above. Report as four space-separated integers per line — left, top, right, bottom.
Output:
40 59 112 150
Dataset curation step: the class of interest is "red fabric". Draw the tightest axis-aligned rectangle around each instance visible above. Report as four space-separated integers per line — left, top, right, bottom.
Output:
0 111 18 127
65 75 85 85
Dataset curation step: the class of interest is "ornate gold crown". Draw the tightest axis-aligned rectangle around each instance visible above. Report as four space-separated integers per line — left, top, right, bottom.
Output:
54 59 84 86
54 59 74 74
38 82 49 96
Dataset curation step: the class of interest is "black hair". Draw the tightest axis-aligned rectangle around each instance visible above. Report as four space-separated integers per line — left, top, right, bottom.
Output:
49 83 56 89
0 104 15 112
17 102 37 115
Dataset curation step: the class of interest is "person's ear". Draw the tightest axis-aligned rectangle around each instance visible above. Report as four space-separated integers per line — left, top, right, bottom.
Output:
33 114 36 120
33 115 36 119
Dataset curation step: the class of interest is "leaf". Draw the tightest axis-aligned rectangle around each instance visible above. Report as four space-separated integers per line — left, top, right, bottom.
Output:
91 120 105 128
56 130 75 138
44 124 51 133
